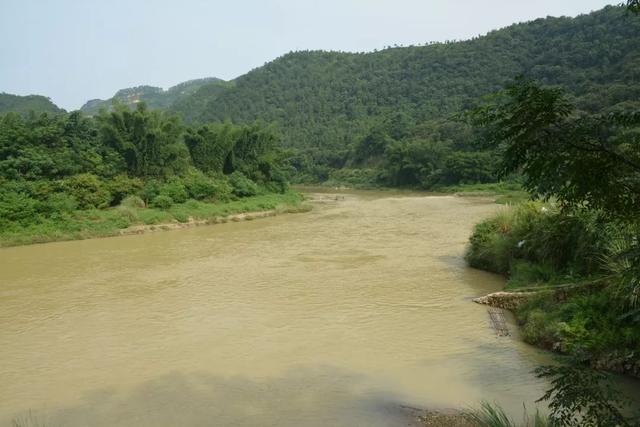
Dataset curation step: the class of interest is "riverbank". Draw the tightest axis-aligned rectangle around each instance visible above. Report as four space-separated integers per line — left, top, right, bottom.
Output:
0 191 309 247
295 181 528 205
436 182 529 205
465 201 640 379
418 410 470 426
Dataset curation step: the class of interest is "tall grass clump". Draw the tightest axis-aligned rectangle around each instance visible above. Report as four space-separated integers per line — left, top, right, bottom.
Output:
464 402 548 427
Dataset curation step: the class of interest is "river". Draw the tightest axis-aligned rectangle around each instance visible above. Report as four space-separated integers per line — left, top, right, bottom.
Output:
0 190 562 426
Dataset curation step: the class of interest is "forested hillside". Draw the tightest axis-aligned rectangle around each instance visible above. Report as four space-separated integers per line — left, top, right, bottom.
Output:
165 5 640 183
80 77 230 115
0 93 64 115
67 6 639 185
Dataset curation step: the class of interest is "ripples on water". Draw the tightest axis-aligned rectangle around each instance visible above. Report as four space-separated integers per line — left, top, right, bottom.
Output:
1 191 556 426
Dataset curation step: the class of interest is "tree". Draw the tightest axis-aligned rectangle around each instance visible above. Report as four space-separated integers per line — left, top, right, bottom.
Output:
442 151 497 184
381 138 449 187
96 102 191 178
184 122 235 174
470 76 640 220
535 363 636 426
472 76 640 425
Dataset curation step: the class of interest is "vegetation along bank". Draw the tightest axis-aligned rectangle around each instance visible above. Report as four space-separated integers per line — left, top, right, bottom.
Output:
0 105 302 247
462 72 640 425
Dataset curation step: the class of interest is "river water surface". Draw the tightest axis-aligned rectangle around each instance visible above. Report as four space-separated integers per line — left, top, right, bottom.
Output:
1 190 557 426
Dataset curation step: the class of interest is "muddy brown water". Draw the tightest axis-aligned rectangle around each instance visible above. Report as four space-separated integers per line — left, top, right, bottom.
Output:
0 190 601 426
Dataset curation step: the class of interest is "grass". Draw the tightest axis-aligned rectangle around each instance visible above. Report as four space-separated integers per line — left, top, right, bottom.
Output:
463 402 548 427
464 202 607 285
0 191 308 247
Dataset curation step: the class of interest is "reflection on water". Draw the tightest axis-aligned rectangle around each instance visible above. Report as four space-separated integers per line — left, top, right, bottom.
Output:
1 191 556 426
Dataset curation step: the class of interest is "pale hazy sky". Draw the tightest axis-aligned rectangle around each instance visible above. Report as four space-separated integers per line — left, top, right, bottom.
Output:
0 0 614 110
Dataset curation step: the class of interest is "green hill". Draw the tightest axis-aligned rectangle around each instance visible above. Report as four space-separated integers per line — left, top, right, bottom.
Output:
76 5 640 184
80 77 229 115
0 93 64 115
171 5 639 154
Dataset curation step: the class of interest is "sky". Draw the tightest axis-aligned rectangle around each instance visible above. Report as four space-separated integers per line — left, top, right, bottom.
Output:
0 0 615 110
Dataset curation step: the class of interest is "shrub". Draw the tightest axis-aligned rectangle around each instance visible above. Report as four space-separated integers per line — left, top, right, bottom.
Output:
159 180 188 203
184 199 201 209
172 211 189 223
265 168 289 193
516 287 640 359
0 191 39 224
141 179 162 204
39 193 78 215
465 211 514 274
107 175 143 205
229 171 258 197
120 195 145 209
466 202 609 280
518 306 560 349
508 260 555 288
209 176 233 200
183 170 232 200
62 173 112 209
151 195 174 209
114 206 138 225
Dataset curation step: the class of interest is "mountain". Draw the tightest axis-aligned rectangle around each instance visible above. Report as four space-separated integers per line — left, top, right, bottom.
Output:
80 77 228 115
0 93 64 115
74 5 640 183
168 5 639 155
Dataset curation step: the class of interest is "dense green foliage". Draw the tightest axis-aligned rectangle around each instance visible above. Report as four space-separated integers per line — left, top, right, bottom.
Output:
467 75 640 369
0 104 292 245
0 192 304 247
0 93 64 115
68 6 640 187
80 78 231 115
466 203 640 362
162 6 640 185
470 76 640 219
183 5 640 139
467 68 640 423
466 203 610 283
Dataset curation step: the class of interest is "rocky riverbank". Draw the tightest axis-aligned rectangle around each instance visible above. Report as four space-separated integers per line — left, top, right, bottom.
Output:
472 290 538 310
473 289 640 378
